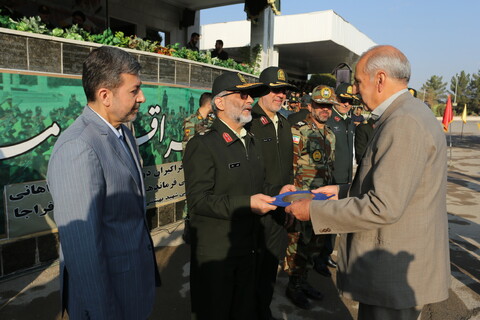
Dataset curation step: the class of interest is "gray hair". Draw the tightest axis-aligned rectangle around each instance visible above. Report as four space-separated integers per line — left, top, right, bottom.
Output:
361 45 411 83
211 90 229 114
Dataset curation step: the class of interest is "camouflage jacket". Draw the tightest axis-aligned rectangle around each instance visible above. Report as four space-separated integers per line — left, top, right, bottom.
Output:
291 114 335 190
182 109 215 151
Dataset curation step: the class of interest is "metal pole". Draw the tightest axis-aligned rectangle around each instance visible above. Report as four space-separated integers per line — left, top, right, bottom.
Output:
454 76 458 105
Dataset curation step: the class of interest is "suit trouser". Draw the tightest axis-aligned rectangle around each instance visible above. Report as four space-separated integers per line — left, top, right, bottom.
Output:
190 251 256 320
358 303 422 320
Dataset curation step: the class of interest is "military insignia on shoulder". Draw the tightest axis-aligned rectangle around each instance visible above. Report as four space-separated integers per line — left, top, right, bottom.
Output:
184 128 191 136
312 150 322 161
296 121 306 127
292 135 300 144
321 87 332 99
260 116 269 125
223 132 233 143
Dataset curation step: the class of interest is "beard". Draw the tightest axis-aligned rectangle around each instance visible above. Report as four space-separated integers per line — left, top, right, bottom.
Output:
225 106 252 125
312 112 329 124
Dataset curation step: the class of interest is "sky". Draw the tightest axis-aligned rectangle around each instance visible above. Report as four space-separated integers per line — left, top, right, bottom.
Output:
200 0 480 91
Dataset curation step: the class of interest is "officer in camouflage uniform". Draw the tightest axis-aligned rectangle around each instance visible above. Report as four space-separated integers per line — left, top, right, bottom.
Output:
182 92 214 151
284 85 337 310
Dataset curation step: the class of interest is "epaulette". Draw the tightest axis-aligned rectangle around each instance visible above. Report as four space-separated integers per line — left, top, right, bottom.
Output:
293 120 307 128
198 128 212 136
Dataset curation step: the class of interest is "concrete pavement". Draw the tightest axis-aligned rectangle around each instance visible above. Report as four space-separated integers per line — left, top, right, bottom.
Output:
0 120 479 320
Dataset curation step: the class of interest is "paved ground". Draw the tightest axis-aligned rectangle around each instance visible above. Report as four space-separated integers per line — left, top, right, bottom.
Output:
1 120 479 320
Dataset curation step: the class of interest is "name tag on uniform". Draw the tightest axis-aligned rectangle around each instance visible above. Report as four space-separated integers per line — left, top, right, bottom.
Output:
229 162 241 168
262 137 273 142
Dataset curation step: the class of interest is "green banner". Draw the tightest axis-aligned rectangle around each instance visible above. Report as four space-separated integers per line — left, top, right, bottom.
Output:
0 71 204 239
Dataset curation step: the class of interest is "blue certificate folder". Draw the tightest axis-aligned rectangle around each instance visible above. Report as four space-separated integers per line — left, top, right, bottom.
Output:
270 191 333 207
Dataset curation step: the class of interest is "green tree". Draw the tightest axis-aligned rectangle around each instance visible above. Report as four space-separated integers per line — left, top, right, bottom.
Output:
449 71 470 113
421 75 447 108
308 73 336 88
467 69 480 115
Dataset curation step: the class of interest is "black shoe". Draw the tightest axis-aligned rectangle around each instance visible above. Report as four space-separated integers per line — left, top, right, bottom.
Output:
313 260 331 277
327 256 337 268
300 281 324 301
286 277 311 309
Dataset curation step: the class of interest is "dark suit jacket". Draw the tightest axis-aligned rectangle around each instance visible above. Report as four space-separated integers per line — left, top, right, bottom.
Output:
48 106 160 319
310 92 450 308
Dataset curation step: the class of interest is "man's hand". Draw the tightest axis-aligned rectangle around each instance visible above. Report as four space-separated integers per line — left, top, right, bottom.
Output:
251 194 277 215
311 185 339 200
285 198 311 221
279 184 297 194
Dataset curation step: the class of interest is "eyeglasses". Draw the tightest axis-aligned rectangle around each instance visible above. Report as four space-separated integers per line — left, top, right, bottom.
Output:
271 88 287 94
221 91 250 100
339 98 353 104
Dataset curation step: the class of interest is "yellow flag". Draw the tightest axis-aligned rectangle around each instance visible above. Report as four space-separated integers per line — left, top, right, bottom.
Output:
461 104 467 124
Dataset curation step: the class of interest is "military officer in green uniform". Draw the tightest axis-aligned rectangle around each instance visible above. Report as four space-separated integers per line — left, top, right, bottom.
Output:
182 92 214 150
245 66 296 320
183 72 294 320
284 85 337 309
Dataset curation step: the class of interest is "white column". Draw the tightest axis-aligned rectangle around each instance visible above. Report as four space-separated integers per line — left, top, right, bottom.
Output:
250 8 275 70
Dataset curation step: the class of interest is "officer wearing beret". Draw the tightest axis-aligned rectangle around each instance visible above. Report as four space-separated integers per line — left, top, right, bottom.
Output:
183 72 294 320
245 66 296 320
284 85 337 309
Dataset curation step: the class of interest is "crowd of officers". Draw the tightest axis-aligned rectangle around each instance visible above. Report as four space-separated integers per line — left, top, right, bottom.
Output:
181 67 382 320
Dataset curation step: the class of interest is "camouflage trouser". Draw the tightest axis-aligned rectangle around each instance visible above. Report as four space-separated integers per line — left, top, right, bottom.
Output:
283 222 328 276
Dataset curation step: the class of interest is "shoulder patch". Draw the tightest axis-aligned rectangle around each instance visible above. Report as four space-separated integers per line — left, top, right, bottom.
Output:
292 135 300 144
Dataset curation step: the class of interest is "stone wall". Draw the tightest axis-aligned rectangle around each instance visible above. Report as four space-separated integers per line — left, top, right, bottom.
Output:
0 28 256 278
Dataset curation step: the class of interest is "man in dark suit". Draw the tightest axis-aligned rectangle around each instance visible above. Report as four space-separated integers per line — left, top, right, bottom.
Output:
246 66 296 319
183 72 294 320
287 45 450 320
47 46 160 319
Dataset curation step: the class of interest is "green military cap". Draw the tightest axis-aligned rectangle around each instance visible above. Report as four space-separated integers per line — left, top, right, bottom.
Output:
259 66 297 90
212 72 269 98
311 85 340 105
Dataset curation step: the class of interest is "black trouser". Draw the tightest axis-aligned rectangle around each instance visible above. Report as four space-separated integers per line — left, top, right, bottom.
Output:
191 252 256 320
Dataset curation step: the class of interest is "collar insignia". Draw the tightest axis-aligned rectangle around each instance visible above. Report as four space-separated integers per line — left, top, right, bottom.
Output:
223 132 233 143
260 116 269 125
